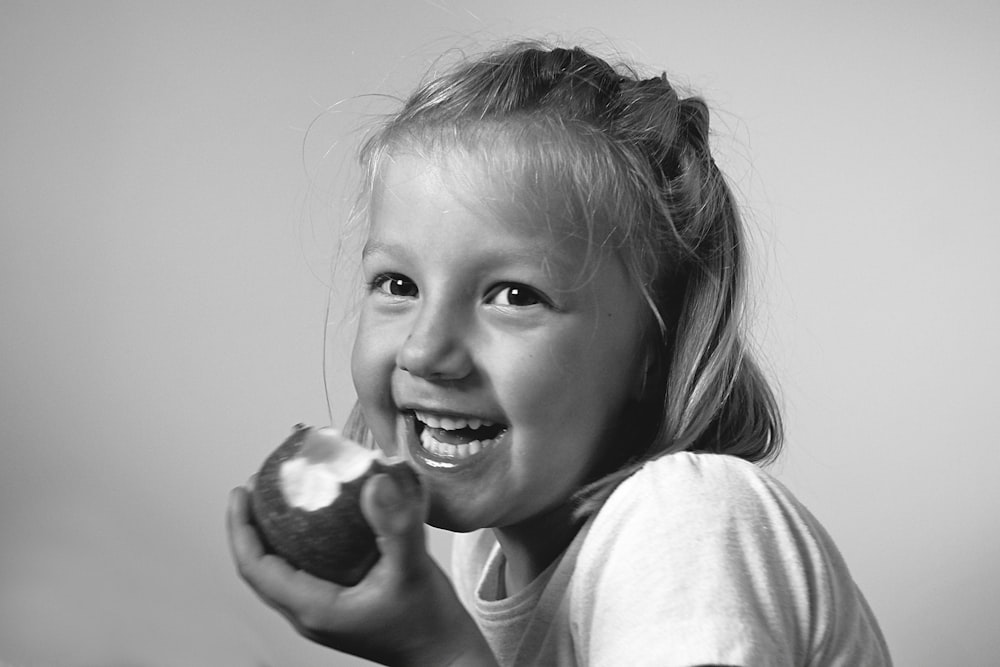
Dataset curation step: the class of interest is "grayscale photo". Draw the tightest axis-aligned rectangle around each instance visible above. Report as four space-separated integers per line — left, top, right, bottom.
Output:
2 2 997 665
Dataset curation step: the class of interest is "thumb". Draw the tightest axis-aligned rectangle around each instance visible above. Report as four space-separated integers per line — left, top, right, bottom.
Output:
360 471 427 571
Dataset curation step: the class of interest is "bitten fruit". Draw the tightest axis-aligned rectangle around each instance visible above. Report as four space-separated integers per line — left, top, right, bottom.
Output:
249 424 417 586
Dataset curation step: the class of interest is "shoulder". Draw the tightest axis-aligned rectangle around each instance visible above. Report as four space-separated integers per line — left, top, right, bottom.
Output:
602 450 856 549
579 452 817 590
570 453 891 665
580 451 835 587
607 449 789 507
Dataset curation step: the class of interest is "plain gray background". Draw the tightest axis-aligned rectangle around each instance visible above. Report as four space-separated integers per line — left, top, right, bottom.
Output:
2 1 998 665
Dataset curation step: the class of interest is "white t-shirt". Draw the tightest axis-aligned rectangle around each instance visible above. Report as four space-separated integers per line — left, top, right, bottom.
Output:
451 452 892 666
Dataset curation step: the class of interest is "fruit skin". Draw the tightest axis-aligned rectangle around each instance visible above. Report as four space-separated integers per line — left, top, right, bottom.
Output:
249 425 417 586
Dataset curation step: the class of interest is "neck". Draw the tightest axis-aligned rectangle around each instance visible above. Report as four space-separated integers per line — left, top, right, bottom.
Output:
491 502 583 596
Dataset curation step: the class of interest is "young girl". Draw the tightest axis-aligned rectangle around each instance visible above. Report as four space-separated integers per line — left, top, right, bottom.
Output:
227 42 892 666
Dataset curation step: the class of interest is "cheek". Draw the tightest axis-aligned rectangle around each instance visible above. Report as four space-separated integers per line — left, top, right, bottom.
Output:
351 308 394 383
349 321 374 399
497 340 627 433
507 322 642 437
350 316 397 441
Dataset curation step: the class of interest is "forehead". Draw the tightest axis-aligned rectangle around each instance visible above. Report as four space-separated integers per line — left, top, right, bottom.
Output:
368 150 592 270
371 122 608 230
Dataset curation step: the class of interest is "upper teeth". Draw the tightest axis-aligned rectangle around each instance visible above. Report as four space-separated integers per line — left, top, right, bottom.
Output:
414 411 493 431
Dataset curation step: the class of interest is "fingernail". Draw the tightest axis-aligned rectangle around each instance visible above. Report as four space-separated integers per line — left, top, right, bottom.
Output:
374 474 403 509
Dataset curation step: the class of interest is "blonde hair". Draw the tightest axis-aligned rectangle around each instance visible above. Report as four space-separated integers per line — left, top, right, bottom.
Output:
345 41 782 516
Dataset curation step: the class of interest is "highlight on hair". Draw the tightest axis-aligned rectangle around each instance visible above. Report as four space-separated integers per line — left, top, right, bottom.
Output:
344 41 783 516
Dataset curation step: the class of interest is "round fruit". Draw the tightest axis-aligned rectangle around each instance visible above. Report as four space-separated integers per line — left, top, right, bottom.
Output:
249 424 417 586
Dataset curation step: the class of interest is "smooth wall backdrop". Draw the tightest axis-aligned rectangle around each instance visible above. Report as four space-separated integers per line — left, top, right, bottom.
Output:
2 2 998 665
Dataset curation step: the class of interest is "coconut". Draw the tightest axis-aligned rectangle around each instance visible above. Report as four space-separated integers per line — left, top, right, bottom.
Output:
249 424 417 586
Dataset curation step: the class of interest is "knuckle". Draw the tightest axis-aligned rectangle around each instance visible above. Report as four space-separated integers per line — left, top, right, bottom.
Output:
238 566 257 586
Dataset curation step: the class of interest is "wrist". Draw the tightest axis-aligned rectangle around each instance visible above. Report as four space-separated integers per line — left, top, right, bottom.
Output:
398 617 497 667
441 635 498 667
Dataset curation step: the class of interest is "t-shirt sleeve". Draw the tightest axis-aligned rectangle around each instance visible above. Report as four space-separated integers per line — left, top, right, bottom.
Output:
570 453 891 667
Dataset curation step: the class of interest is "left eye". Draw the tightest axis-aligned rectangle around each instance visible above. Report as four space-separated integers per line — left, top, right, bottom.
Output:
489 284 544 308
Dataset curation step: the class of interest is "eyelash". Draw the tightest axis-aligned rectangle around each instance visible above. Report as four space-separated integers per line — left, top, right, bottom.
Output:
488 284 545 308
369 273 417 298
368 273 549 308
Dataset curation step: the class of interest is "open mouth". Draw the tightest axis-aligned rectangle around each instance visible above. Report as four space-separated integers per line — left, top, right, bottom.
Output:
412 410 508 460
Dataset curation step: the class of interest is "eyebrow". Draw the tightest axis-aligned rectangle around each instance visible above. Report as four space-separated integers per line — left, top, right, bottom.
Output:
361 239 403 260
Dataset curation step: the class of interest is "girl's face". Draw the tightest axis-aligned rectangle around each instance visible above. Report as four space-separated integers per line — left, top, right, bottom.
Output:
351 152 647 532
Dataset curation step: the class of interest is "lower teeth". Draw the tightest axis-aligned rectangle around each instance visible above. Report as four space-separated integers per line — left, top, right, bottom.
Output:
419 428 493 458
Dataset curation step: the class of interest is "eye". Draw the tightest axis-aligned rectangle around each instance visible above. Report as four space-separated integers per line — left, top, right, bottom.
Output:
371 273 418 298
488 283 545 308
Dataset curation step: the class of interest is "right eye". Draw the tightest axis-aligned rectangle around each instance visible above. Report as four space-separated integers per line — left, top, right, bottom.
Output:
371 273 418 298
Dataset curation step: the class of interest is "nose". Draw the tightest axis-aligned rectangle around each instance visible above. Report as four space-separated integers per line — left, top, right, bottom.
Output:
396 300 473 381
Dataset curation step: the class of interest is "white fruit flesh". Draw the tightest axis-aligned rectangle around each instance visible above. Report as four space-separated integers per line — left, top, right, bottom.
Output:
279 428 379 511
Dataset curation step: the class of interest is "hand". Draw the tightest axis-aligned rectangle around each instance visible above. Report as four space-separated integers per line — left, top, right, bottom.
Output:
226 472 496 666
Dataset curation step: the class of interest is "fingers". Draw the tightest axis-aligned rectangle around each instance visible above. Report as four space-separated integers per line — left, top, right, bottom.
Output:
227 486 280 595
360 473 428 579
363 473 413 535
226 485 345 622
226 486 263 562
225 474 454 661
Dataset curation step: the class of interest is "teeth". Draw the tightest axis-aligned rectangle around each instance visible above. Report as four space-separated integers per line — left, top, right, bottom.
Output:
418 427 500 460
414 411 495 432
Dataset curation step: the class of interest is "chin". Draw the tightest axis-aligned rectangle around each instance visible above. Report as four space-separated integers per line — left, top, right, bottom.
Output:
419 481 491 533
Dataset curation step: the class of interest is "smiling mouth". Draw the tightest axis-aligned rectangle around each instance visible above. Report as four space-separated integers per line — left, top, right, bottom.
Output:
412 410 508 460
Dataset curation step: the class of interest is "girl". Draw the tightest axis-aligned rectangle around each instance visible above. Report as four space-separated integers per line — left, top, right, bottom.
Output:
227 42 892 666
